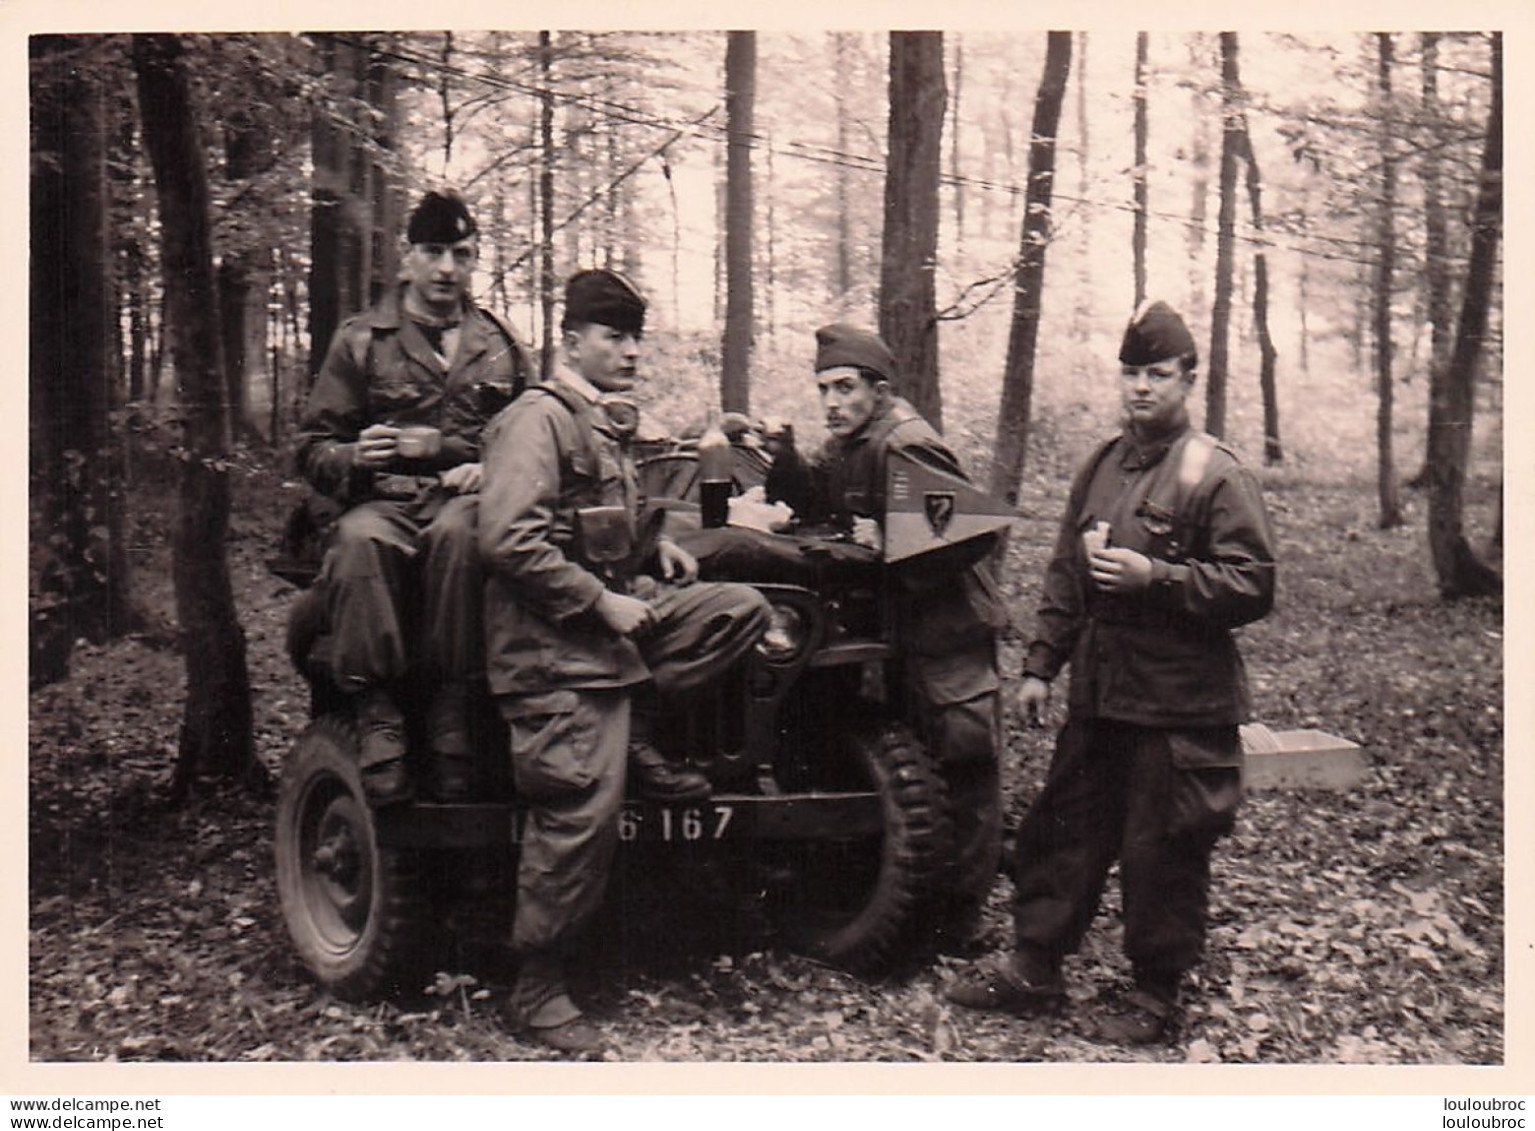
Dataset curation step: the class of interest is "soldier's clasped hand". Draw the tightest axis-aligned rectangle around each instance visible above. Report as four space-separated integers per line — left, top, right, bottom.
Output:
1087 546 1153 593
595 590 656 637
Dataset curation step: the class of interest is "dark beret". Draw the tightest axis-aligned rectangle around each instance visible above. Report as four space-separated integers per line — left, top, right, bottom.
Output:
814 323 897 386
406 190 477 245
1119 300 1197 368
564 268 646 335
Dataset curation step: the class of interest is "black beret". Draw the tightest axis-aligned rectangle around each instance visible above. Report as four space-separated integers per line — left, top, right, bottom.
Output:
564 268 646 335
406 190 477 245
814 323 897 385
1119 300 1197 368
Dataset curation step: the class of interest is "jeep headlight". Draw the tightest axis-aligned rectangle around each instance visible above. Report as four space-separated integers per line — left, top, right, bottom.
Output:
756 602 807 662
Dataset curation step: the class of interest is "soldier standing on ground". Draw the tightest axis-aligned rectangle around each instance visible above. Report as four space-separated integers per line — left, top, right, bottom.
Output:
946 300 1276 1044
764 323 1009 947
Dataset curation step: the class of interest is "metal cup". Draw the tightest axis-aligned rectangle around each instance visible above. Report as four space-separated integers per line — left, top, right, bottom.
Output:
395 424 442 460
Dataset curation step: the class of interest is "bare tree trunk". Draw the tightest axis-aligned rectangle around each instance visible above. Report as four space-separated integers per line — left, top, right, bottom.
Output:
950 36 965 247
1186 34 1211 318
1374 33 1405 529
1072 31 1091 348
989 31 1071 503
1132 31 1149 307
880 31 947 428
132 33 254 794
308 36 398 382
1236 127 1281 464
538 31 556 378
218 101 275 443
1409 32 1452 488
722 30 756 415
764 139 776 343
1206 32 1241 439
1428 32 1501 598
603 121 619 268
834 33 854 300
439 31 455 175
661 148 682 324
30 37 136 688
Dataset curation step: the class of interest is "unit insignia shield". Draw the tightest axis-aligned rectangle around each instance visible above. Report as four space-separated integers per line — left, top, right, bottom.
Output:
924 491 956 537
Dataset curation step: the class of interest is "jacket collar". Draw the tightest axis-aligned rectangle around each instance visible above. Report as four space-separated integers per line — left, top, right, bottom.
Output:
368 285 492 373
1119 419 1192 470
550 359 602 405
836 396 917 450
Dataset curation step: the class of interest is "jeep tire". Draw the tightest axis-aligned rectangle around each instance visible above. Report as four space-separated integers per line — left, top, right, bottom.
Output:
275 715 431 1000
780 721 946 971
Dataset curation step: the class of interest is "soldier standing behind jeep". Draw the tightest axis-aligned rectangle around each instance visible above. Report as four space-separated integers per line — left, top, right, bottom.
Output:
764 323 1010 950
295 190 528 806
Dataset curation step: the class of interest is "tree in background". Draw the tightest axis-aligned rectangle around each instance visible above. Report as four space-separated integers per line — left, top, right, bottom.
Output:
132 33 254 795
308 35 402 386
722 30 756 414
1427 32 1501 599
989 31 1071 504
1205 31 1242 439
538 31 556 374
949 35 965 247
30 37 136 688
1372 33 1405 529
1235 113 1282 464
1408 31 1454 489
880 31 946 427
1132 32 1149 308
1185 34 1212 323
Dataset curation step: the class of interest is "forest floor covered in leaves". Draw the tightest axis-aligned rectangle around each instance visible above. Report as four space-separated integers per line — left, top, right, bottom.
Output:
27 448 1504 1066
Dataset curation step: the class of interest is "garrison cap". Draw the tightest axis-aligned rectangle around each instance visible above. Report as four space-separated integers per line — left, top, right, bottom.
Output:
814 323 897 386
406 190 477 245
564 268 647 336
1119 299 1198 368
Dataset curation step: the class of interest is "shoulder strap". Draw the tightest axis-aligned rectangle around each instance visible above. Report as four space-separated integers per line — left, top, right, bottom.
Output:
528 382 602 474
1177 431 1217 502
475 305 532 398
1141 429 1220 537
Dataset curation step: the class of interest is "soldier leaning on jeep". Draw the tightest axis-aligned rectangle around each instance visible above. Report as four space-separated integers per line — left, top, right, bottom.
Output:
477 268 769 1056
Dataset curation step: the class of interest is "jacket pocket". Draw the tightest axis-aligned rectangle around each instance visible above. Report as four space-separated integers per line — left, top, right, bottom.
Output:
1107 627 1236 716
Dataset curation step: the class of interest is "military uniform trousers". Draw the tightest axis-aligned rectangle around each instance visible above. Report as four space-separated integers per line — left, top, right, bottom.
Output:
1011 719 1242 982
501 580 769 956
320 493 483 692
907 651 1004 927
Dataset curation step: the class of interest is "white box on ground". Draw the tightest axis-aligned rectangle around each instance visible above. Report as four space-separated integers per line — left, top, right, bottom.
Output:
1239 723 1368 791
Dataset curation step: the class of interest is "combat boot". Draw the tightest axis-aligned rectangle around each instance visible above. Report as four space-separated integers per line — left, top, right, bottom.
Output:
506 954 607 1059
355 688 411 806
946 947 1067 1017
1095 970 1181 1045
426 682 475 801
627 740 711 802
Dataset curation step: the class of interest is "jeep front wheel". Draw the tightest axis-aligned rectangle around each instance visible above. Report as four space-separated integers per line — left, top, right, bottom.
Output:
777 722 945 971
275 715 430 1000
